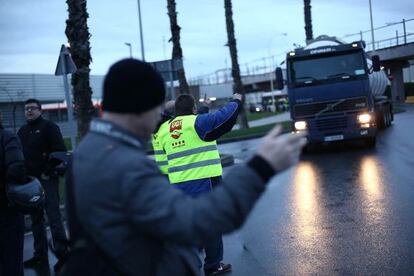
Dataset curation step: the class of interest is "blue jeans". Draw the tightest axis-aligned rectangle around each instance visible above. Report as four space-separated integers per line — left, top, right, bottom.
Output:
30 177 68 259
174 176 224 270
0 207 24 276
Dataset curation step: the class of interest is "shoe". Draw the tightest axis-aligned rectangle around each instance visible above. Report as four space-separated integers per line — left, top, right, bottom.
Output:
23 256 49 268
204 262 232 275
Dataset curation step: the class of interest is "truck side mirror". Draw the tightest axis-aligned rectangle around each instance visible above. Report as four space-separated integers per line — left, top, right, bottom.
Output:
372 55 381 72
275 67 284 90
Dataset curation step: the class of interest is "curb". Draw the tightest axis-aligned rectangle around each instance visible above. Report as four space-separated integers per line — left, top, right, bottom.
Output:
220 154 234 167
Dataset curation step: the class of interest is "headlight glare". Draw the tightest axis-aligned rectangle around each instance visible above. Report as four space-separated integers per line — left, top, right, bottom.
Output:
294 121 307 130
358 113 371 124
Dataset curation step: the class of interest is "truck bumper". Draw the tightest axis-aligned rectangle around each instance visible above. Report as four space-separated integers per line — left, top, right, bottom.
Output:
303 114 378 143
307 127 377 143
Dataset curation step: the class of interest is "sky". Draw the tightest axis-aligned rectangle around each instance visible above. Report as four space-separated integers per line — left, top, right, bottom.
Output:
0 0 413 80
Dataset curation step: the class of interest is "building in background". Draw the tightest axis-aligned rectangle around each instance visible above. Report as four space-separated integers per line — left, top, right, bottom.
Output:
0 74 104 136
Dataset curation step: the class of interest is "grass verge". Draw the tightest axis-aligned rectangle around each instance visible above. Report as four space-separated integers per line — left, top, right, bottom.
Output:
246 111 283 121
219 120 292 143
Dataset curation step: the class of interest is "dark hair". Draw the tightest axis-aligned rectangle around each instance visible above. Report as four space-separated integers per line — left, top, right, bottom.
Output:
175 95 195 116
25 99 42 110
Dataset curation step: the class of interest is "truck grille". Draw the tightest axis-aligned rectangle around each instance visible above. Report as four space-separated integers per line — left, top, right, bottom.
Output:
316 117 348 132
294 97 367 118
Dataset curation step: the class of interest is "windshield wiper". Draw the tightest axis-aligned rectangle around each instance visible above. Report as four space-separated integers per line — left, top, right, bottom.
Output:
326 73 353 79
294 76 319 85
315 99 346 117
296 76 317 82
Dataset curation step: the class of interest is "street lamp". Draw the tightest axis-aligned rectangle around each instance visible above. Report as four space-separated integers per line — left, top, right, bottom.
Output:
369 0 376 51
137 0 145 61
124 42 132 58
267 33 287 112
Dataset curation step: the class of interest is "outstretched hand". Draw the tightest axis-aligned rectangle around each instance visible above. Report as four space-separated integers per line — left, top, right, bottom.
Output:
256 125 307 172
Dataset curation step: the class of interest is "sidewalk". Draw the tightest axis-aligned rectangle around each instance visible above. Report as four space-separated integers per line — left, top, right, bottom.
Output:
233 112 291 130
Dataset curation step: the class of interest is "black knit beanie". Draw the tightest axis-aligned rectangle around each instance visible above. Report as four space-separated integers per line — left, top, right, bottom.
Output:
102 59 166 114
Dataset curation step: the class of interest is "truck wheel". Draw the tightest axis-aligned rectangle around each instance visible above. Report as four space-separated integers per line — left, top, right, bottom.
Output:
365 137 376 148
387 107 393 126
377 111 385 129
384 109 390 127
387 109 392 127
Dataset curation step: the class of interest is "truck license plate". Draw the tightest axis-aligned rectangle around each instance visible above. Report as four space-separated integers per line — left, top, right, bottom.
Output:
324 135 344 142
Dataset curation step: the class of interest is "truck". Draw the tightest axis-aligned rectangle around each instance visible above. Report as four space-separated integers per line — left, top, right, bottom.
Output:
275 35 393 147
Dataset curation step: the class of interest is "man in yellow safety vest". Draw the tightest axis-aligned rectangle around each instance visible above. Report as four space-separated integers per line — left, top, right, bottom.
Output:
152 101 175 174
161 93 242 275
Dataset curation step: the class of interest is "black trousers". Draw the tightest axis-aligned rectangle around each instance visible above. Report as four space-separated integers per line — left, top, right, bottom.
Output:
0 207 24 276
29 177 68 259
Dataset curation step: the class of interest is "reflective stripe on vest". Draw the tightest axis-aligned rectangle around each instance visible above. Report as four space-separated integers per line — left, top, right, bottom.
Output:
163 115 222 184
151 121 170 174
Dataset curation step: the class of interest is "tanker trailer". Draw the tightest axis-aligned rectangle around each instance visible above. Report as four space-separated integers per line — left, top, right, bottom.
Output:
275 35 393 147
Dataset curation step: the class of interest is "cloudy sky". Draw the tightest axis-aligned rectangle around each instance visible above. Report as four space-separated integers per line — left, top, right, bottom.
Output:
0 0 413 79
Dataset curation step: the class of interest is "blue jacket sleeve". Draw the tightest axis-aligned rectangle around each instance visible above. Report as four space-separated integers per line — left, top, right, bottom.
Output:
195 99 242 141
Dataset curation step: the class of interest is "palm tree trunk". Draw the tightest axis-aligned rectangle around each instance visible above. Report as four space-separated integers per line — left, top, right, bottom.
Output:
304 0 314 43
224 0 249 129
65 0 95 138
167 0 190 95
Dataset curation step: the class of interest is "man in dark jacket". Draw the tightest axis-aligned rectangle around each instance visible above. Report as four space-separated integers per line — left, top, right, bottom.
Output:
62 59 307 275
0 112 27 276
17 99 68 270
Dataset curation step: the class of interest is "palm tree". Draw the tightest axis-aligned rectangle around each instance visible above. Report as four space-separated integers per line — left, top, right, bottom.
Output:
166 0 190 94
65 0 95 138
224 0 249 128
304 0 314 43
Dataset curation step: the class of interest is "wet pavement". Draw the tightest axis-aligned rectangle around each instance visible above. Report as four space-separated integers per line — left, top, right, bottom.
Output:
24 105 414 275
219 104 414 275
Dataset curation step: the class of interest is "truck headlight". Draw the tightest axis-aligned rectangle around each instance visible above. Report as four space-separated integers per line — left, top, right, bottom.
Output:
294 121 307 131
357 113 371 124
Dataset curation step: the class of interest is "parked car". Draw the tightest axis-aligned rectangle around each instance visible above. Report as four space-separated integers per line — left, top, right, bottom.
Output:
249 103 264 113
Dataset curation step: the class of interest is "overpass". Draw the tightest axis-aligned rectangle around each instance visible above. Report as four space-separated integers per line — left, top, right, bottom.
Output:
191 18 414 103
370 42 414 102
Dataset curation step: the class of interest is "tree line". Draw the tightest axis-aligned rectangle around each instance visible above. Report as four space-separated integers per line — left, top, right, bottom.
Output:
66 0 313 137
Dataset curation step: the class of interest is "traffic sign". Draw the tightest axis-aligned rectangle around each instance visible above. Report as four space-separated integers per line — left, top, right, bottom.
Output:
150 59 183 81
55 45 77 76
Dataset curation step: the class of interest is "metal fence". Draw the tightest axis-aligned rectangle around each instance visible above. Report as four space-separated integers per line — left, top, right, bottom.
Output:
342 18 414 51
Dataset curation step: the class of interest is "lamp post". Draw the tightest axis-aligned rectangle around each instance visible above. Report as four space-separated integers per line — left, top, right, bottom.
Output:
369 0 376 51
124 42 132 58
137 0 145 61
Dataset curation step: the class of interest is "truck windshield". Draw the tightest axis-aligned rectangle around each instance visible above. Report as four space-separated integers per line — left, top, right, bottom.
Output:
289 51 366 85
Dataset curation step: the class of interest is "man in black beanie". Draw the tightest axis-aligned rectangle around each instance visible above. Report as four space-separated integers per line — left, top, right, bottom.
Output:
62 58 307 275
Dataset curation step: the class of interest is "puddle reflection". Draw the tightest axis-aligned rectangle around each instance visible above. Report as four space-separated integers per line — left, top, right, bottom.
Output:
292 162 324 243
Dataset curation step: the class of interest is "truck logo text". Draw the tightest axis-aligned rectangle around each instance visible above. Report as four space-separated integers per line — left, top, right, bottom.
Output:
310 48 334 55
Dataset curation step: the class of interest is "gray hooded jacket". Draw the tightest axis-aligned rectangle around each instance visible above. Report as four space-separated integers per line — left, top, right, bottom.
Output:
72 119 271 275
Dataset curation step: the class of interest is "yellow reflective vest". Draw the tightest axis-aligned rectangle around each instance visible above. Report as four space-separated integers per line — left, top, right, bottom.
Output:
151 121 169 174
162 115 222 184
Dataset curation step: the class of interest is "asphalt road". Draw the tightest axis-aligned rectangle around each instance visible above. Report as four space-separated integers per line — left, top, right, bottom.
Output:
219 104 414 275
23 105 414 275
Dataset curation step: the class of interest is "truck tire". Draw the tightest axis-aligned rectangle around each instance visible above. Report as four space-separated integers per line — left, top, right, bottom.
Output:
384 109 389 127
387 107 393 126
386 108 391 127
365 137 376 148
377 111 385 130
